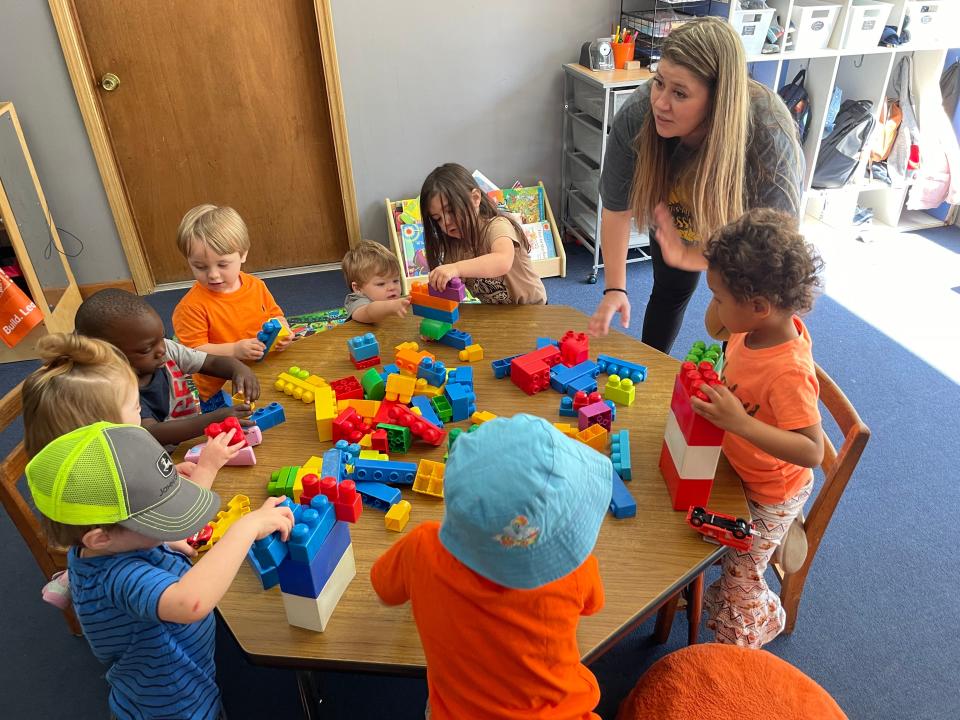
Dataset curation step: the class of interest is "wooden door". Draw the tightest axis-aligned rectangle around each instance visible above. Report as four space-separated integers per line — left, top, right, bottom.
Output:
72 0 348 283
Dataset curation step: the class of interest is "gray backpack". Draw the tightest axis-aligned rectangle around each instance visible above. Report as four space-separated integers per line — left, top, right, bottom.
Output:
811 100 876 189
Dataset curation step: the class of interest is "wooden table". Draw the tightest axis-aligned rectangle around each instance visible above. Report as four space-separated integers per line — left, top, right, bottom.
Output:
203 305 747 674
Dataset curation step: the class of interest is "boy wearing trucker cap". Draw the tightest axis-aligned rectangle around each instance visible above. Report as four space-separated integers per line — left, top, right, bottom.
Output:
371 415 613 719
26 422 295 720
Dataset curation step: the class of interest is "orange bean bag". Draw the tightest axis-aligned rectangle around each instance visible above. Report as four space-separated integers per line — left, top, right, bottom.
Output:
616 644 847 720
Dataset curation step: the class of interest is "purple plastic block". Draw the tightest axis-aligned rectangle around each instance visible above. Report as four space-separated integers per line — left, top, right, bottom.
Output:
578 400 612 431
429 277 466 302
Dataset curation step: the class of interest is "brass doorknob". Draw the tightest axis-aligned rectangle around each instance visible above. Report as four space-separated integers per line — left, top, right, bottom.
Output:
100 73 120 92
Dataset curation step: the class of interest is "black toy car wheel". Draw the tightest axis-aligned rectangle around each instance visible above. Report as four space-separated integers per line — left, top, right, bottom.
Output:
690 508 705 527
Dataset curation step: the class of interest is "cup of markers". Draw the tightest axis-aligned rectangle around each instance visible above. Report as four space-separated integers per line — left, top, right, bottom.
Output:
611 26 635 69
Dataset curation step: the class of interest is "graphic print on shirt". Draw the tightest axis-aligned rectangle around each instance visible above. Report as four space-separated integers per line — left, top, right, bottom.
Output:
667 191 698 244
722 363 761 417
166 360 201 418
467 276 511 304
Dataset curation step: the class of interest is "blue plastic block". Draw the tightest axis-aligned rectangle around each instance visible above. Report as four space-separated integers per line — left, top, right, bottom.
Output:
352 458 417 485
247 547 279 590
334 440 362 463
491 354 521 379
250 402 286 431
277 496 306 523
417 357 447 387
605 400 617 422
288 495 337 563
550 360 600 394
559 396 577 417
596 354 648 383
256 319 284 360
354 481 401 511
609 469 636 519
566 374 599 396
321 447 349 482
379 363 400 383
347 332 380 362
446 366 474 388
277 520 351 598
200 389 233 414
438 328 473 350
252 530 289 570
410 395 444 427
411 303 459 324
536 337 559 349
610 430 632 481
444 382 477 423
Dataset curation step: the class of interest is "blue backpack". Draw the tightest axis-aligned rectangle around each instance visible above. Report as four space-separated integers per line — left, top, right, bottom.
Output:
778 69 812 144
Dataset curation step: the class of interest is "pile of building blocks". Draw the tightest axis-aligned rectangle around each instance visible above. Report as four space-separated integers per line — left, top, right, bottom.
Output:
257 318 290 361
659 355 725 511
248 497 357 632
684 340 723 371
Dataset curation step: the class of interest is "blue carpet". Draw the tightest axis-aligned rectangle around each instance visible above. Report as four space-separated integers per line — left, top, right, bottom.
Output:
1 234 958 719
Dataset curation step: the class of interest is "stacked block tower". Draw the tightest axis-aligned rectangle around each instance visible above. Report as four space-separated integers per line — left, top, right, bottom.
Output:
659 342 725 511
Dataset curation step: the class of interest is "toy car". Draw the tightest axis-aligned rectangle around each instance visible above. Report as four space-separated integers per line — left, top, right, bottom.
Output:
686 506 754 552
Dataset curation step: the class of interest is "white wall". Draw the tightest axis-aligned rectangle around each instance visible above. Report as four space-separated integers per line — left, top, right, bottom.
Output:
332 0 621 244
0 1 130 285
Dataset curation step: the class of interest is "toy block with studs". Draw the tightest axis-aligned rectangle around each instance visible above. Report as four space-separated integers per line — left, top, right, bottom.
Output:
559 330 590 366
332 407 372 444
550 359 600 395
430 395 453 423
491 354 521 379
438 328 473 350
559 396 577 417
370 427 390 453
354 481 401 511
470 410 497 425
429 277 466 302
458 344 484 363
578 400 612 431
537 337 559 349
352 458 417 485
351 355 381 370
684 340 723 370
256 319 289 360
277 518 351 598
603 375 636 406
417 357 447 387
575 423 608 452
314 386 338 442
395 348 435 376
413 459 445 498
596 354 648 383
275 367 328 404
286 494 337 563
443 382 477 422
360 367 386 400
380 404 445 446
610 430 632 481
412 301 460 324
573 390 603 411
376 423 412 453
194 494 251 552
553 422 578 438
250 402 286 431
330 375 364 401
385 500 412 532
410 395 444 427
670 361 725 446
384 374 416 403
410 282 459 312
609 469 636 519
336 399 381 425
446 366 474 388
320 477 363 523
347 332 380 362
419 318 453 341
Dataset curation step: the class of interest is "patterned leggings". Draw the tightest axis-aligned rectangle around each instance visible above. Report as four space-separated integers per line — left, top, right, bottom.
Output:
703 481 813 648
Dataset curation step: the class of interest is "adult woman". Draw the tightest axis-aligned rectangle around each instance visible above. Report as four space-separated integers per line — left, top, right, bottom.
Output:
587 17 804 352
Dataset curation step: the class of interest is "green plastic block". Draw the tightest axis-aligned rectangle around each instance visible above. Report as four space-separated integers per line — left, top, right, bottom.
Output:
420 318 453 341
268 465 300 496
361 367 386 400
430 396 453 423
448 428 462 449
377 423 411 453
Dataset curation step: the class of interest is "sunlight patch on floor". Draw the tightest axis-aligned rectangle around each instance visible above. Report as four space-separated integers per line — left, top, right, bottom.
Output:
803 222 960 385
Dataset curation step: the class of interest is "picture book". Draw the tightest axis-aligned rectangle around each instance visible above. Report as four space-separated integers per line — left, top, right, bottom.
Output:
400 222 428 277
521 221 557 261
503 186 544 224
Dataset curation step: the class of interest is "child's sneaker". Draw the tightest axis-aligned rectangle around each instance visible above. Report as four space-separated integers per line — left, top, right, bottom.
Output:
41 570 71 610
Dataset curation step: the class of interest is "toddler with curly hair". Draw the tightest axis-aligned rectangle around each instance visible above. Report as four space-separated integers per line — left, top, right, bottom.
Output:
692 208 825 648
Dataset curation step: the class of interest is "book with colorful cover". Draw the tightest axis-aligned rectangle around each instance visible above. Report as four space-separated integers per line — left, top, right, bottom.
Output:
400 222 428 278
503 186 543 224
521 221 557 261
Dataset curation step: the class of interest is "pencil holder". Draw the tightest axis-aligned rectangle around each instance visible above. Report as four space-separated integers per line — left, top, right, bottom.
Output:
612 42 635 69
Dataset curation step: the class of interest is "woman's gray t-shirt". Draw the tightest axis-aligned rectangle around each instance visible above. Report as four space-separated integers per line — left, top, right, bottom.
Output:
599 79 805 231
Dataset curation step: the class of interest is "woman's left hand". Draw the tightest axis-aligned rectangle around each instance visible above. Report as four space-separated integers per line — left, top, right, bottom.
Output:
428 263 460 291
651 203 709 272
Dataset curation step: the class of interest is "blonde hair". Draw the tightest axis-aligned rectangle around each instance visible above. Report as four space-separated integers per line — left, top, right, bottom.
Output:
22 334 137 458
630 17 749 242
176 204 250 257
342 239 401 288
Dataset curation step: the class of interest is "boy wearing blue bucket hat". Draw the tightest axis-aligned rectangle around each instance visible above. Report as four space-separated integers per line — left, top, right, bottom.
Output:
371 414 613 719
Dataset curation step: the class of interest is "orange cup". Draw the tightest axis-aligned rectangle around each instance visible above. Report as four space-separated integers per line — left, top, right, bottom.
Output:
612 42 635 69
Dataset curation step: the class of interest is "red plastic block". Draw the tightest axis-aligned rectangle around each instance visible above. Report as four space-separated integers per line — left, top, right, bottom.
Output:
527 345 562 367
320 477 362 523
205 416 248 447
332 407 371 444
659 442 713 511
300 474 320 506
330 375 363 401
578 400 612 431
559 330 590 367
383 403 446 446
510 357 550 395
572 390 603 411
370 428 390 452
670 372 725 446
351 355 381 370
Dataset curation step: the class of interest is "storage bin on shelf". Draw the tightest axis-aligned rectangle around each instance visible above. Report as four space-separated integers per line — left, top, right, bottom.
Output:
568 190 598 238
568 153 600 203
572 79 605 124
622 9 696 39
570 113 602 165
903 1 952 46
731 7 776 56
841 0 893 50
790 0 841 51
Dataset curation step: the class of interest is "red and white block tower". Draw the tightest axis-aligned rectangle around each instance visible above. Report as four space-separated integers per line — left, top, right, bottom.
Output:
659 361 725 511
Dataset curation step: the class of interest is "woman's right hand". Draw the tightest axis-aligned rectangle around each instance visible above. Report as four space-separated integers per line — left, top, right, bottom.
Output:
588 291 631 337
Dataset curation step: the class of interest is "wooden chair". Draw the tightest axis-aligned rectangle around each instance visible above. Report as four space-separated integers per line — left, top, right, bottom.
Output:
0 382 82 635
654 363 870 643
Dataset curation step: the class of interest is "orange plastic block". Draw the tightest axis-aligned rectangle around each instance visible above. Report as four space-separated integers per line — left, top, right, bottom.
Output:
413 459 445 498
385 374 416 403
314 385 338 442
458 344 484 362
385 500 412 532
576 424 608 452
275 368 328 404
471 410 497 424
396 348 435 376
198 494 251 552
410 283 459 312
553 422 578 438
337 398 381 424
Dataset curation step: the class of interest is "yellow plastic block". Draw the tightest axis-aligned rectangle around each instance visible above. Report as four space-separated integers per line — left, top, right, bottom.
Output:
294 456 324 504
230 392 255 411
385 374 416 403
385 500 412 532
198 494 251 552
315 386 337 442
603 375 636 406
396 348 435 376
553 422 578 438
471 410 497 424
359 433 372 448
394 341 419 353
458 344 484 362
413 381 443 398
275 369 328 404
413 459 445 498
575 424 608 452
359 449 390 461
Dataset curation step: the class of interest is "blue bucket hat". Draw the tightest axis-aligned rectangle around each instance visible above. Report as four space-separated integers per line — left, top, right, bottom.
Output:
439 414 613 590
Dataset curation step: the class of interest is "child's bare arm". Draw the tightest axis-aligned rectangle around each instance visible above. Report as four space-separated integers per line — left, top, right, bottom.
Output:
351 298 411 324
196 340 266 361
692 385 825 468
428 236 515 290
200 355 260 400
141 406 252 449
157 497 294 623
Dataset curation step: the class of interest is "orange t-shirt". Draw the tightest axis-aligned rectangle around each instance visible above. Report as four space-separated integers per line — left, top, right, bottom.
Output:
721 316 820 505
370 522 604 720
171 272 283 399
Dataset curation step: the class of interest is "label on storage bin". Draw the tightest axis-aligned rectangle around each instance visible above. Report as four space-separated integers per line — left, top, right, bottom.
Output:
862 20 875 30
743 25 756 35
811 20 825 30
921 15 932 24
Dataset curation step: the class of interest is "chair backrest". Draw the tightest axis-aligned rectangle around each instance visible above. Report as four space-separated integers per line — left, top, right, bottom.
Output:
774 363 870 583
0 382 68 579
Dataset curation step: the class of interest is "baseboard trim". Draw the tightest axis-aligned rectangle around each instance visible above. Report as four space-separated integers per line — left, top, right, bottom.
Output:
79 279 138 299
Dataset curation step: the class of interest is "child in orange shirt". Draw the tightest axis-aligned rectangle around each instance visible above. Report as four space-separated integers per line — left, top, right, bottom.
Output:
691 208 825 648
371 415 612 719
171 204 291 401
